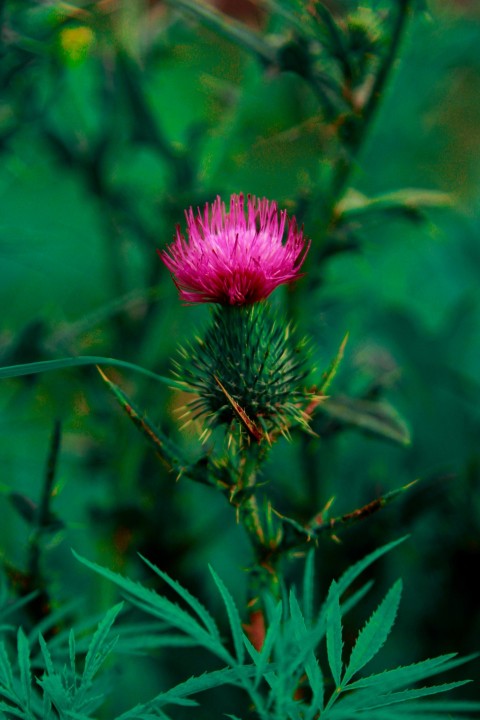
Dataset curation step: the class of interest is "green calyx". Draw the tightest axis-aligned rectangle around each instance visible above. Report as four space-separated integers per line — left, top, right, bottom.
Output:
176 303 310 439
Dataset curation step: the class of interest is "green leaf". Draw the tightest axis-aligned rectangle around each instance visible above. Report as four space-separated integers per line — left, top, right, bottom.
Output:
336 188 453 222
164 0 275 65
309 0 352 60
302 550 315 626
320 333 349 394
69 629 76 688
0 356 186 390
346 652 479 692
0 589 39 624
17 628 32 712
73 551 230 663
140 555 220 641
336 537 407 602
340 581 374 617
82 603 123 685
243 601 283 687
117 666 258 717
337 679 472 712
208 566 244 664
329 702 480 720
343 580 402 684
115 633 199 653
288 539 407 683
326 581 343 687
0 641 13 689
0 702 29 718
253 601 283 688
318 396 411 445
378 698 480 714
289 590 324 712
38 672 70 713
38 634 55 676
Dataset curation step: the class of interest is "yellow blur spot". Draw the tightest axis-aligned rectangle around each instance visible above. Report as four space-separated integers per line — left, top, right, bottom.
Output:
59 26 95 64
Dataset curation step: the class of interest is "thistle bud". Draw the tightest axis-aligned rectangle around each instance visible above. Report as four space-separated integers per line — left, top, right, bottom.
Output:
177 303 309 439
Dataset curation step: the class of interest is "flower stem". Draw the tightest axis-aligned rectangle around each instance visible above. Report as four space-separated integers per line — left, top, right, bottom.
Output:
331 0 414 201
234 443 281 649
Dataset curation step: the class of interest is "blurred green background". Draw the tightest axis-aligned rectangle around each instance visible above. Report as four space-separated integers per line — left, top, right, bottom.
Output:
0 0 479 716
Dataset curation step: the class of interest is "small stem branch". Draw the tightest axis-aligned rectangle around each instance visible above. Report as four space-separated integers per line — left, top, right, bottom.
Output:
273 479 418 555
362 0 413 134
331 0 413 200
28 420 62 583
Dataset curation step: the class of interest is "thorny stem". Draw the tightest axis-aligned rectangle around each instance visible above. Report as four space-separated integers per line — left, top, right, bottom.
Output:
288 0 414 511
234 440 280 649
235 441 266 554
330 0 413 201
28 420 62 583
287 0 415 292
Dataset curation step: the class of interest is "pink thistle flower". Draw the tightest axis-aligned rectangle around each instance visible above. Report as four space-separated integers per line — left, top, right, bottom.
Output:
159 194 310 305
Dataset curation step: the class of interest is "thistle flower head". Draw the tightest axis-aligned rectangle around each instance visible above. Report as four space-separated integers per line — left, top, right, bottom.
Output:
160 194 310 305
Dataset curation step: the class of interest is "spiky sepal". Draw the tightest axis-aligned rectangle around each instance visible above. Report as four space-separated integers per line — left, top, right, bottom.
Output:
176 303 310 440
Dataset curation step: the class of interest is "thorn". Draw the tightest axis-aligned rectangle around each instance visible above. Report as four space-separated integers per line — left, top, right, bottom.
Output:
96 365 110 383
213 375 263 442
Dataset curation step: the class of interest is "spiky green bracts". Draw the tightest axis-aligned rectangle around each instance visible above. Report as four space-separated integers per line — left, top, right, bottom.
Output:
176 303 310 440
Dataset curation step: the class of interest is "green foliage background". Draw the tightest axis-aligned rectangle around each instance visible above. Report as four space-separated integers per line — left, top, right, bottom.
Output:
0 0 479 716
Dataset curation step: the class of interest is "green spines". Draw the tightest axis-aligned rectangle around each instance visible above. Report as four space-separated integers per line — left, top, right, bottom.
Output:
176 303 309 437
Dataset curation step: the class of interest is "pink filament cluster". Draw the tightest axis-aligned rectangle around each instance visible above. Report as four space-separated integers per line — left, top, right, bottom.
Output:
160 194 310 305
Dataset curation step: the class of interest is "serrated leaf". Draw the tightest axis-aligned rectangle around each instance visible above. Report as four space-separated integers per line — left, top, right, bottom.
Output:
336 537 407 599
338 679 472 712
326 581 343 687
208 566 244 664
115 632 199 654
17 628 32 711
73 551 230 663
119 713 172 720
289 590 324 712
0 701 29 718
38 634 55 676
329 704 478 720
343 580 402 684
345 652 477 692
302 550 315 626
0 641 13 688
82 603 123 684
319 396 411 445
288 539 407 682
117 666 258 717
379 698 480 713
253 601 283 688
38 673 70 712
69 629 76 687
140 555 220 641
